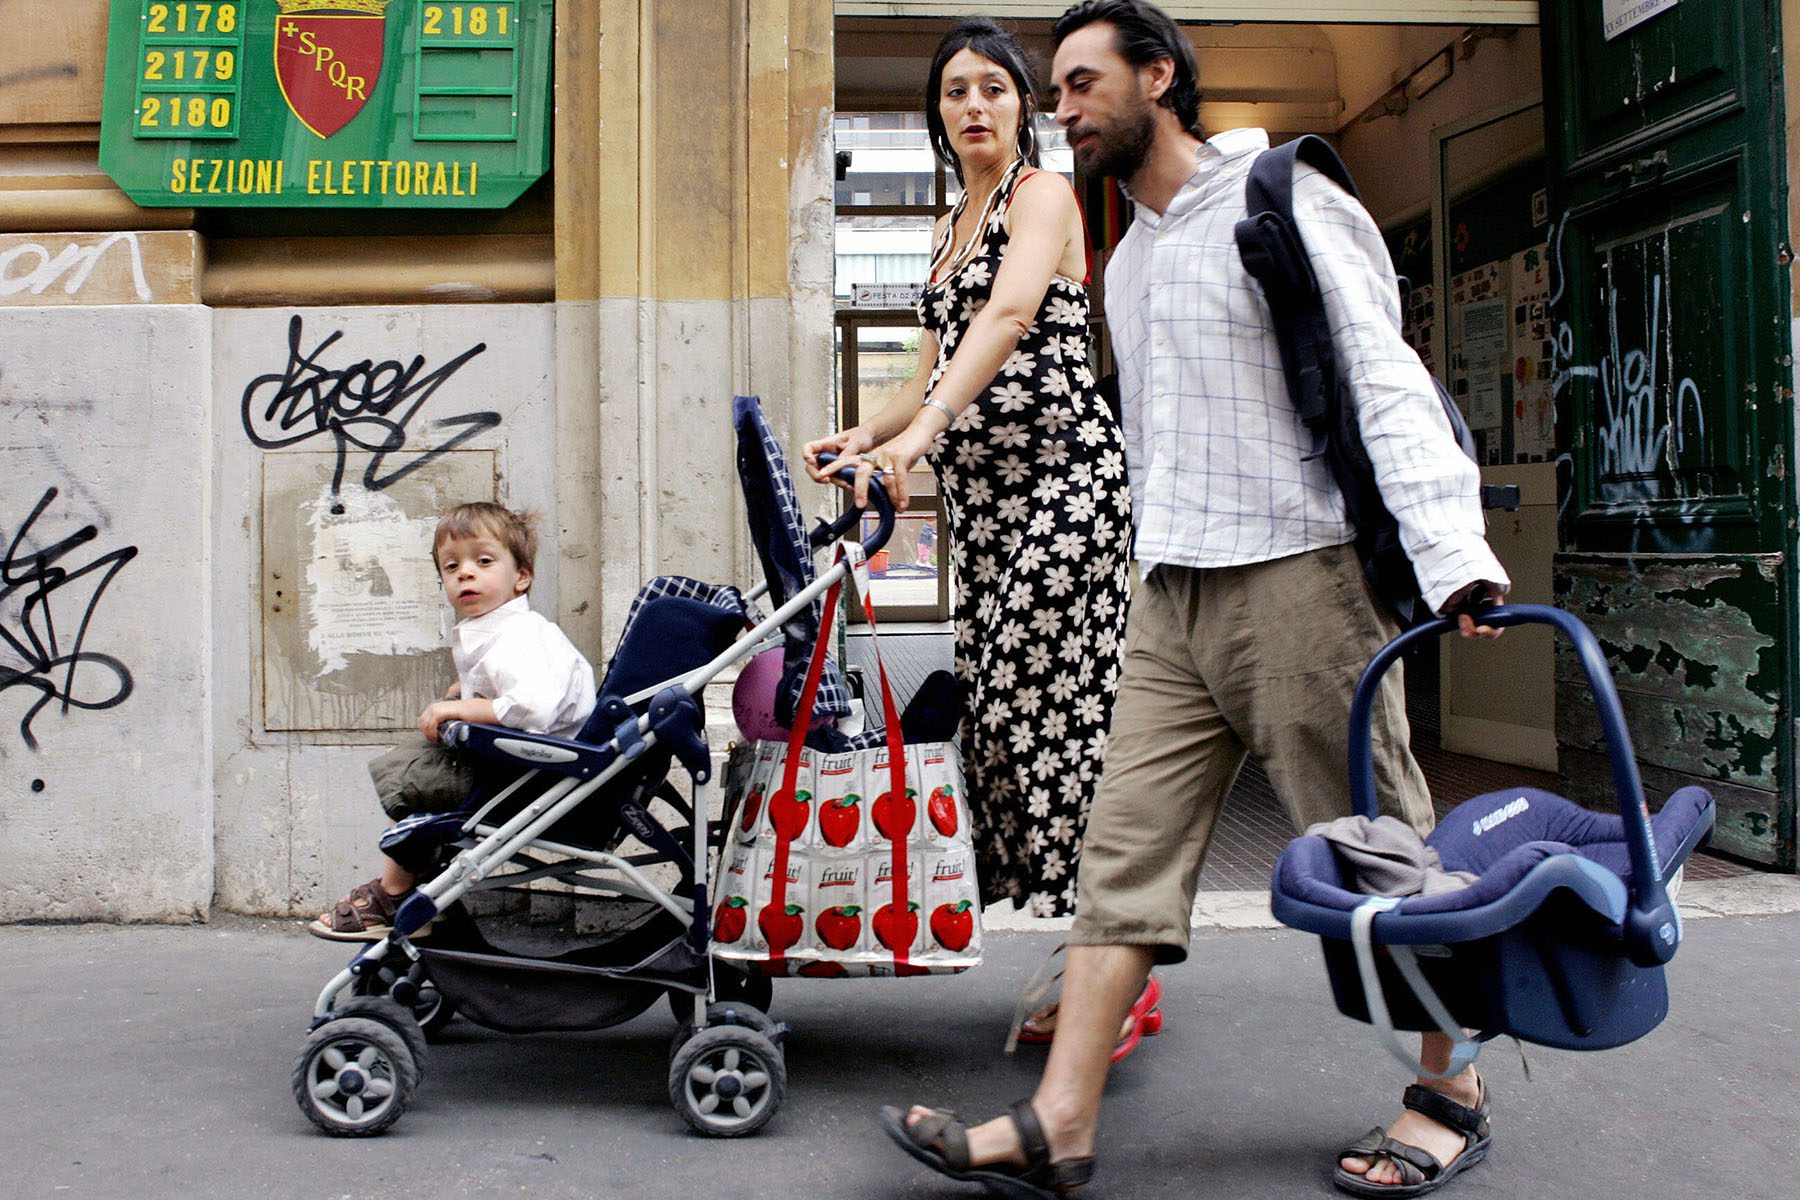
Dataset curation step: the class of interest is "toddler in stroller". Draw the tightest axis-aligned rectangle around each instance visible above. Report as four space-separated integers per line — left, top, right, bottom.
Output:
309 501 597 942
293 397 897 1138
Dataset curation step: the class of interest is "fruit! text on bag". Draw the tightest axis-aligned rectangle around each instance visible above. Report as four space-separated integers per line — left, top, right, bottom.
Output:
713 543 980 977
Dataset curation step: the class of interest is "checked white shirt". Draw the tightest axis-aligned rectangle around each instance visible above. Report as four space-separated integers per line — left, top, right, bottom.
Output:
1106 128 1507 615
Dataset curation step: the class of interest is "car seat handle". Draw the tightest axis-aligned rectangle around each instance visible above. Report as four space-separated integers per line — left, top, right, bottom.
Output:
1347 604 1677 965
814 451 897 557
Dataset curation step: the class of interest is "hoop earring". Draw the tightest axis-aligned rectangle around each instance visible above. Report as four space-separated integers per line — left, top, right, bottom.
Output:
1018 110 1038 161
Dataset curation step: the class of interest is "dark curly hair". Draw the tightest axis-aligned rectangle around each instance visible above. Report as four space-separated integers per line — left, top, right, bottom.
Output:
924 17 1043 183
1052 0 1203 138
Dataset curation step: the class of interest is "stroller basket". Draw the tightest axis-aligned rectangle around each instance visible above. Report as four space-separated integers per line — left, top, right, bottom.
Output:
418 899 701 1033
1271 604 1715 1070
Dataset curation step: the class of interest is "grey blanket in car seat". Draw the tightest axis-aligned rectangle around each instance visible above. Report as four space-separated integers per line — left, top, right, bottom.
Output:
1303 814 1477 898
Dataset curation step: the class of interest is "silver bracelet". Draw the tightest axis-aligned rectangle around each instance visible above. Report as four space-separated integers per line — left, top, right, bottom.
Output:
922 397 957 424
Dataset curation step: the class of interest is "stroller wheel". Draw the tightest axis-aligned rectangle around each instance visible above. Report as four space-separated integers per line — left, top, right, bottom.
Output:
409 979 458 1041
666 966 774 1029
715 964 775 1014
292 1017 418 1137
670 1000 781 1056
329 995 429 1082
668 1025 786 1137
354 950 459 1042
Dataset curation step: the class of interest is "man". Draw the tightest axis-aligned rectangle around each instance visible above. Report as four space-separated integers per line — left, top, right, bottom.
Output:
882 2 1509 1197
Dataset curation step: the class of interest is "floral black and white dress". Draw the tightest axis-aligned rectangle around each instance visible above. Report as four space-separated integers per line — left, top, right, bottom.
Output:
918 159 1133 917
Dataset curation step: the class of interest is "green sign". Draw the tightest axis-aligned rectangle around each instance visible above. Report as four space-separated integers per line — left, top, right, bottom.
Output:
99 1 552 208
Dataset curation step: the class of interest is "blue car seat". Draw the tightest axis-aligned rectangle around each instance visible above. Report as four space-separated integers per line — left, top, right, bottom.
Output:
1271 605 1714 1072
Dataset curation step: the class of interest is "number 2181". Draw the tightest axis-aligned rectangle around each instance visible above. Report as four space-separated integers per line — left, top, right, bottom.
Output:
423 5 510 37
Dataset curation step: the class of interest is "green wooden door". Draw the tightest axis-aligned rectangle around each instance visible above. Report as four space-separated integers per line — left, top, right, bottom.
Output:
1541 0 1794 866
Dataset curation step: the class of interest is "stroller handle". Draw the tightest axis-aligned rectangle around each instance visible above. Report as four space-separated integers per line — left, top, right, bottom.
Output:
813 451 897 557
1348 603 1679 966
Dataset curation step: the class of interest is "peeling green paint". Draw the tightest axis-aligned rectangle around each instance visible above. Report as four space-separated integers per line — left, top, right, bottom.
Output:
1554 552 1785 865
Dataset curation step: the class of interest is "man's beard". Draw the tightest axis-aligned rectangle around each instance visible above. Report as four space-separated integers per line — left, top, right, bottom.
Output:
1071 96 1157 181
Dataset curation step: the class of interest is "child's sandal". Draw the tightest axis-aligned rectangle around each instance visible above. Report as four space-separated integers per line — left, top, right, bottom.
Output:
308 877 414 941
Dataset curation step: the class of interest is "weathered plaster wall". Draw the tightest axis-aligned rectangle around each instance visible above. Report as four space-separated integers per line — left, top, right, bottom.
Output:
210 304 560 915
1 0 839 922
565 0 837 649
0 301 213 921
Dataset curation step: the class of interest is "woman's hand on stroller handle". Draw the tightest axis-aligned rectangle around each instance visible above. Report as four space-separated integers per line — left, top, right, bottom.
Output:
810 450 897 557
802 426 872 484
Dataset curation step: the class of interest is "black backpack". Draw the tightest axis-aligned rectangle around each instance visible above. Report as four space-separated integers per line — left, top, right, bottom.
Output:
1233 135 1513 626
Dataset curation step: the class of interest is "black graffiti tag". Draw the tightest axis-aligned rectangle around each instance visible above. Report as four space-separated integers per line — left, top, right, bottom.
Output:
240 314 499 498
0 488 137 751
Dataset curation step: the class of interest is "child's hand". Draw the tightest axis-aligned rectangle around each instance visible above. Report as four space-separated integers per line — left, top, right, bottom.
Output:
419 700 458 742
418 696 499 742
443 680 463 700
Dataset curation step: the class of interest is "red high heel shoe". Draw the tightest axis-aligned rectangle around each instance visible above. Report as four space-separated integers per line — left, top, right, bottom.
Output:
1110 973 1164 1064
1015 972 1164 1064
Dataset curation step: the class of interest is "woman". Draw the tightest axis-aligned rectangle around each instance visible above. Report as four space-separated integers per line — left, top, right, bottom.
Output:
804 18 1153 1051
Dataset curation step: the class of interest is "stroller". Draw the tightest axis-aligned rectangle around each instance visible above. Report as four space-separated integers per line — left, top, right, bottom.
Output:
292 396 898 1138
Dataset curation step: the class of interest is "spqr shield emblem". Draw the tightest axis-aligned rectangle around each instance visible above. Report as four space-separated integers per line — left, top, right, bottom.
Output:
274 1 388 139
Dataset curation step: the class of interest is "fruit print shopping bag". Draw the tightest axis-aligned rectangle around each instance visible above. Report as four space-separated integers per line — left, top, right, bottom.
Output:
713 542 981 977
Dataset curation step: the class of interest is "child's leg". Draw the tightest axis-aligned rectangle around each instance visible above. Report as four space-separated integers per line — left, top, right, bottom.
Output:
309 740 473 938
370 736 476 825
381 857 417 896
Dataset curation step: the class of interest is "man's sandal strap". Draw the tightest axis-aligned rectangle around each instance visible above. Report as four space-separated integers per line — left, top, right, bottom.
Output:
907 1109 970 1171
1401 1084 1489 1141
1007 1099 1096 1191
1009 1100 1051 1164
1339 1126 1390 1161
1373 1136 1442 1186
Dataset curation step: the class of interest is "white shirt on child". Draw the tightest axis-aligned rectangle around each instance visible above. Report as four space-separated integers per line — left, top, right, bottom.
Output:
452 595 596 739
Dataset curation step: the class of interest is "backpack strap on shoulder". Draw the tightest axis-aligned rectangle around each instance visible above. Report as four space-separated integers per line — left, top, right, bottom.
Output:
1244 135 1358 229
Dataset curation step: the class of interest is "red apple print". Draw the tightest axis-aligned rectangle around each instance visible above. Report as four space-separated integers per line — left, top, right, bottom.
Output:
759 902 805 952
927 784 958 837
713 895 749 943
798 961 848 978
768 788 812 840
738 785 764 833
872 787 919 840
815 904 863 951
873 900 921 952
818 793 862 847
930 899 975 951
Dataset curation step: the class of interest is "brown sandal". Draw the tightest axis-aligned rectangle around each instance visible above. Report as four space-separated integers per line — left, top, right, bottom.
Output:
308 877 422 941
880 1099 1094 1197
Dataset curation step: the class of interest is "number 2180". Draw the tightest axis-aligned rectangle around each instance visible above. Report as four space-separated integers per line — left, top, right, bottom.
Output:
140 95 233 130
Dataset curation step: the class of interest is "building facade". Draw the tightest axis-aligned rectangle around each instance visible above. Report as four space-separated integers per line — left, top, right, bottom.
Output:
2 1 1796 924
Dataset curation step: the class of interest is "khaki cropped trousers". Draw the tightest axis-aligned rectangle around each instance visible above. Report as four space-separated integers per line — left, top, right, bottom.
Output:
1071 542 1433 963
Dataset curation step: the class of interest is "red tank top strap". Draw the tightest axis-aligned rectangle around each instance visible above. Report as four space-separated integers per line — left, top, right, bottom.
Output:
1073 186 1094 285
1004 165 1040 212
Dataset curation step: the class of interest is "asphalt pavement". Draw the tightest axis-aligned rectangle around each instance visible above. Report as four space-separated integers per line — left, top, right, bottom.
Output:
3 885 1797 1200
